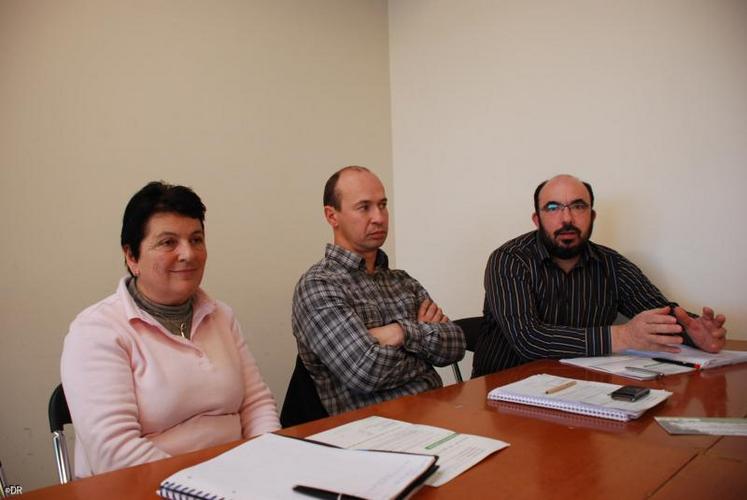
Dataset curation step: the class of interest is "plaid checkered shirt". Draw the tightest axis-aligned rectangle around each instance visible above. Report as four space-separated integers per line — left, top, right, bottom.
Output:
292 244 466 415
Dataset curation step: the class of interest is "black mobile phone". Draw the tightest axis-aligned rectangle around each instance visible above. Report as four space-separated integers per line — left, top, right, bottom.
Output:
610 385 650 402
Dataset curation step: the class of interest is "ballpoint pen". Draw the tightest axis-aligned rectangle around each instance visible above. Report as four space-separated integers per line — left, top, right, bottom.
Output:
293 484 366 500
652 358 700 369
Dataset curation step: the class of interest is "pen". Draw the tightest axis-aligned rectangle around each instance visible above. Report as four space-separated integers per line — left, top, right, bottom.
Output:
624 366 664 378
652 358 700 369
293 484 366 500
545 380 576 394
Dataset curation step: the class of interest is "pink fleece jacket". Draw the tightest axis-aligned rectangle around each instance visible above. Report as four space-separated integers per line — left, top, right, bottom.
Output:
61 278 280 478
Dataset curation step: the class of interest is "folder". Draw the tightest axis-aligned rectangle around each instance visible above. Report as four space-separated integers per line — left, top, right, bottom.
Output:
157 433 437 500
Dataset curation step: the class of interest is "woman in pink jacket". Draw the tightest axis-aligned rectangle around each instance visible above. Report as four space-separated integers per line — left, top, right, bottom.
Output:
61 181 280 478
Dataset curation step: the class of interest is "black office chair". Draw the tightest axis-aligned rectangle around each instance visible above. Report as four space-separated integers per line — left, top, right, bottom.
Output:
279 355 329 428
451 316 483 383
48 383 73 484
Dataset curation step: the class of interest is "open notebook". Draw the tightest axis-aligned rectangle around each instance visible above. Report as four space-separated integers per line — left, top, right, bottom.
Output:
488 374 671 422
158 433 437 500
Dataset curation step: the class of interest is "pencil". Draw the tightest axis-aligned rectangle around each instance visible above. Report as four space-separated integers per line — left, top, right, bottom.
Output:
545 380 577 394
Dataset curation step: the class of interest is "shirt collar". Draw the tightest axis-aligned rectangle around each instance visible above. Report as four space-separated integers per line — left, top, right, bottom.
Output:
324 243 389 272
117 276 215 328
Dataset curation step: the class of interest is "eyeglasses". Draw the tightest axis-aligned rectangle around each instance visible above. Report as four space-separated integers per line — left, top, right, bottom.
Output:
540 201 590 215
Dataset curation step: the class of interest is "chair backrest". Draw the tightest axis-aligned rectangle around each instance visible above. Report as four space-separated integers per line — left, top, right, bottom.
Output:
279 356 329 428
454 316 482 353
48 384 73 484
451 316 484 383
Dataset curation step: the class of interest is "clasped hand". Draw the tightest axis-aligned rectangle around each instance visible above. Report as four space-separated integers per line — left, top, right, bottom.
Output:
612 305 726 353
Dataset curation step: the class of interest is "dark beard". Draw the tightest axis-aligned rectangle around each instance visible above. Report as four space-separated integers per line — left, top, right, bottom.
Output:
538 220 593 260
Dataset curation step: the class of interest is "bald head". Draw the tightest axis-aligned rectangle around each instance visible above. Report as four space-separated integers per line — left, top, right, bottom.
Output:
323 166 372 209
533 175 594 213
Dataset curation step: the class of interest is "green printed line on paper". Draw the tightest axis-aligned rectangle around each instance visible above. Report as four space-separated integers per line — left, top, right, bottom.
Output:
425 433 460 450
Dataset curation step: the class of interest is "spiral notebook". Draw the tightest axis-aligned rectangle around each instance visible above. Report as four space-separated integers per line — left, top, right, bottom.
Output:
487 374 671 422
158 433 437 500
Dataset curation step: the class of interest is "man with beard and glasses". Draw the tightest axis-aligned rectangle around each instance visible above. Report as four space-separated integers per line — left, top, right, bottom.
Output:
472 174 727 376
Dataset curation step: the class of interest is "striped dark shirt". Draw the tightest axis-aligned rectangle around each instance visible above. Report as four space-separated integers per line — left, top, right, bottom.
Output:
472 231 672 377
292 244 465 415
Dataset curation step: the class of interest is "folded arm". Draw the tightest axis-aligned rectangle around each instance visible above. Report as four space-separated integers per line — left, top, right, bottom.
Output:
292 276 463 393
395 281 465 366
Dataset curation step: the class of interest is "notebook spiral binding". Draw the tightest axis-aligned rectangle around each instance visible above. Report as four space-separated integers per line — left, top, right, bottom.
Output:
158 480 224 500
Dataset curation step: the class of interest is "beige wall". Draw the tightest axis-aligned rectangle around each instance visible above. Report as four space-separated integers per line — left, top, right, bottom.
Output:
0 0 391 490
389 0 747 378
3 0 745 492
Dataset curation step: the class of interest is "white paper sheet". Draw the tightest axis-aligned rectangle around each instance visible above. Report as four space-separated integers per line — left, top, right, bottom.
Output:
655 417 747 436
624 345 747 369
308 416 509 487
561 355 693 380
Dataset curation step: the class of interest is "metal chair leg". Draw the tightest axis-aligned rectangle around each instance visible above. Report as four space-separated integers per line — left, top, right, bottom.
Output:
52 431 72 484
451 363 464 384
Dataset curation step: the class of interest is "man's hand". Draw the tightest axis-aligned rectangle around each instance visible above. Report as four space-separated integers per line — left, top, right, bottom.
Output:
611 306 685 353
674 306 727 353
417 298 450 324
369 323 405 347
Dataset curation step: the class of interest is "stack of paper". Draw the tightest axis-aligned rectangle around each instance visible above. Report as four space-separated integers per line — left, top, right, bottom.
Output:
560 355 693 380
561 345 747 381
488 374 671 422
624 345 747 369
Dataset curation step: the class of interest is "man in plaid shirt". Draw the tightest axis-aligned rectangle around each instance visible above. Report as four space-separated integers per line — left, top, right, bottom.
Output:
292 166 465 415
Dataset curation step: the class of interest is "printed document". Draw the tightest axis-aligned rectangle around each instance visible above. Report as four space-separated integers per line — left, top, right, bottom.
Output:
308 416 509 487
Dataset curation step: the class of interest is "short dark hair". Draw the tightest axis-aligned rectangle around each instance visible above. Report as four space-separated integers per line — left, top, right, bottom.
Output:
121 181 206 267
323 166 371 209
533 178 594 213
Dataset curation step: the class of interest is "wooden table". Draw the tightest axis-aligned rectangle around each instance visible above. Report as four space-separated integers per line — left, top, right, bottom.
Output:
23 341 747 499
